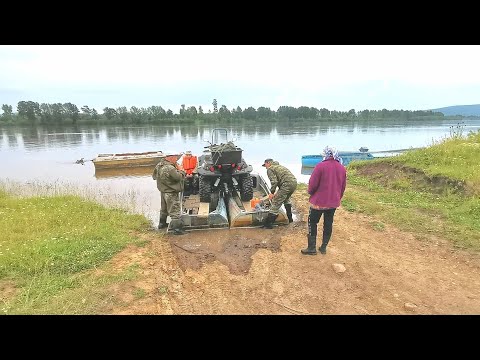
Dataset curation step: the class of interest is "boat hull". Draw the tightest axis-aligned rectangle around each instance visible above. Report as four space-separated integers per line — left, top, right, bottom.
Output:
94 165 156 179
302 152 375 167
92 151 165 169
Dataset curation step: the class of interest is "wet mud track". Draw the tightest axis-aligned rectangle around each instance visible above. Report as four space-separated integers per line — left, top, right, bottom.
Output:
168 227 284 275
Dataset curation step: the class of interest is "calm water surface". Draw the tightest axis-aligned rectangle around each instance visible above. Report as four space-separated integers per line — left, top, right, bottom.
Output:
2 119 479 225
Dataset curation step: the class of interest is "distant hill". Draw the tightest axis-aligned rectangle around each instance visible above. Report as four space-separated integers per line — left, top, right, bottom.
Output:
430 104 480 117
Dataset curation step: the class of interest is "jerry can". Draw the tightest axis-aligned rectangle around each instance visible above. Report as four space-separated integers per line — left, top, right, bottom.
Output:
250 197 261 208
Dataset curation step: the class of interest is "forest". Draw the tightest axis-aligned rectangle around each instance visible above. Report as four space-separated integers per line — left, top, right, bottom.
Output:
0 98 467 126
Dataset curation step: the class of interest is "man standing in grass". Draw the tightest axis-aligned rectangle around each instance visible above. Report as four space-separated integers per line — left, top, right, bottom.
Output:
153 153 186 235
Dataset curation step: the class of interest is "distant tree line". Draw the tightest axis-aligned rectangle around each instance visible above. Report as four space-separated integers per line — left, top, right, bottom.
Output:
0 98 464 126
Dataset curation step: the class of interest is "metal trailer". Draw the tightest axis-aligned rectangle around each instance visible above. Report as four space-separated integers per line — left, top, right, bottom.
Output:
169 172 289 232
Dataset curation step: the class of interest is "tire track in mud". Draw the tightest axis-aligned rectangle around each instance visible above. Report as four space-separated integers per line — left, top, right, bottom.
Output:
167 230 253 314
165 228 288 314
150 233 185 314
151 231 232 314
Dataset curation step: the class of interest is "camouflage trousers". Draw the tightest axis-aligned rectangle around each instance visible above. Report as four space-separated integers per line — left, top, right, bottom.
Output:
269 181 297 215
160 192 183 229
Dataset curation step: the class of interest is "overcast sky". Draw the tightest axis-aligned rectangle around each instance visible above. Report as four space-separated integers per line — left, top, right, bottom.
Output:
1 45 479 113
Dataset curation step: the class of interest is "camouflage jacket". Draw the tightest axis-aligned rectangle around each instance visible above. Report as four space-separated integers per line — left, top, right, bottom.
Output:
267 161 297 194
152 158 185 193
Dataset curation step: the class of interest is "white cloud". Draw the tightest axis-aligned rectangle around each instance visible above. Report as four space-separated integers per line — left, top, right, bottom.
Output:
1 45 480 111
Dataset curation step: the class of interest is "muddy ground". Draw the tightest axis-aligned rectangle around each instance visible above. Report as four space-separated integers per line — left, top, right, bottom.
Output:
106 189 480 315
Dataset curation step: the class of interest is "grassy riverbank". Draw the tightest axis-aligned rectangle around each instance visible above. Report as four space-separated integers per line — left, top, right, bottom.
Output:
341 128 480 250
0 192 151 314
1 129 479 314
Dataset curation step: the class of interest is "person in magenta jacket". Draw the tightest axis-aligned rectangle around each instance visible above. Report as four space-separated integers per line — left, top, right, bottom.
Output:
301 146 347 255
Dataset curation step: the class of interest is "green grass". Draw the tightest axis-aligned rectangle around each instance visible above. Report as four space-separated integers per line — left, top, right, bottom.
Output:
387 129 480 188
133 287 147 300
0 190 151 314
5 262 144 315
344 170 480 251
296 183 308 191
371 221 386 231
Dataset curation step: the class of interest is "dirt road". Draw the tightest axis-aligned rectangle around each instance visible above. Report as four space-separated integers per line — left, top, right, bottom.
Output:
107 191 480 315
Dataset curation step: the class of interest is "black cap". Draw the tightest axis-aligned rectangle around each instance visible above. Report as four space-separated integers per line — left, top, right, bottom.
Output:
262 158 273 167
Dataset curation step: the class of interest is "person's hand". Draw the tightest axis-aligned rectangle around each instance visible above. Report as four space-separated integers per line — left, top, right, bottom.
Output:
268 193 274 200
186 174 192 178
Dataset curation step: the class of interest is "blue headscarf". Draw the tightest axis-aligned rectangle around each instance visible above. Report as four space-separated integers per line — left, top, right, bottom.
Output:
322 146 342 163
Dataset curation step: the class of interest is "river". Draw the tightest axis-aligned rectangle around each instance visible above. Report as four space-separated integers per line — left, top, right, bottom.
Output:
1 119 479 226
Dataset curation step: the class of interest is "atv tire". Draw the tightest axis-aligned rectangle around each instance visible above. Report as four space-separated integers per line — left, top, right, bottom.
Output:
239 174 254 201
199 176 212 202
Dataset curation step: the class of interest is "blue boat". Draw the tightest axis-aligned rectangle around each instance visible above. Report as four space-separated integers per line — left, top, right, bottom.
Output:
301 147 422 169
301 151 375 168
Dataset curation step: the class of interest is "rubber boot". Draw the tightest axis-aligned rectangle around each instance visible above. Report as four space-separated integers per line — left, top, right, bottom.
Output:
319 241 328 255
158 216 168 229
301 236 317 255
284 204 293 223
262 212 278 229
173 228 186 235
169 219 186 235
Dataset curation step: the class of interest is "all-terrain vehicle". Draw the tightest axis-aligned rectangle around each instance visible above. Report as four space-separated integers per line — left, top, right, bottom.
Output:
197 128 254 203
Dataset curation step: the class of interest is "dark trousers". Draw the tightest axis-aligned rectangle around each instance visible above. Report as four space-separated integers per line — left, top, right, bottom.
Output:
184 174 198 195
308 207 336 242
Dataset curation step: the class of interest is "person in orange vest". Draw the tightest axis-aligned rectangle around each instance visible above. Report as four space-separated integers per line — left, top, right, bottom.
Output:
181 150 198 195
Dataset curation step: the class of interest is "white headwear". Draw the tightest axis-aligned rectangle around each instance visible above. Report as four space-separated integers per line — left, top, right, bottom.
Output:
322 146 342 163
